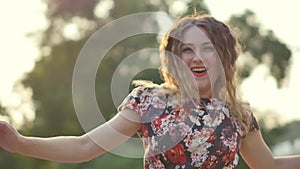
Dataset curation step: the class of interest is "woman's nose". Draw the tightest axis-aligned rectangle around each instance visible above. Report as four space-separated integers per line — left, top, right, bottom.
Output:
192 50 203 63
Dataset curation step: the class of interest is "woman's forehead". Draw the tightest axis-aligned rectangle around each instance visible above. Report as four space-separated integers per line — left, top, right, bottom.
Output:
181 26 212 45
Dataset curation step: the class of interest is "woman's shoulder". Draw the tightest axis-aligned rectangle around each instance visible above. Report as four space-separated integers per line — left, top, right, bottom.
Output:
131 81 176 97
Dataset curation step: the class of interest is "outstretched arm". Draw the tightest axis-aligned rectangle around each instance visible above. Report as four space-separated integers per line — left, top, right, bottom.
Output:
240 130 300 169
275 155 300 169
0 109 140 163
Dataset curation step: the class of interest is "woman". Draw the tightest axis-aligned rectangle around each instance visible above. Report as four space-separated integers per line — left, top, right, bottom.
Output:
0 14 299 169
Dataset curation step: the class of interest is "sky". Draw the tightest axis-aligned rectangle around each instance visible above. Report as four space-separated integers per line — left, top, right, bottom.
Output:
0 0 47 126
0 0 300 127
0 0 46 101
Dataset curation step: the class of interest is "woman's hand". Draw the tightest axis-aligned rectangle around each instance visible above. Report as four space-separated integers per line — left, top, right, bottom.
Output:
0 121 23 153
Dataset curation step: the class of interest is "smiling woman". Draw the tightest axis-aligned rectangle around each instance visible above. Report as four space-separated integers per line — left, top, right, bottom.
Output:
1 13 299 169
1 0 300 167
179 26 219 98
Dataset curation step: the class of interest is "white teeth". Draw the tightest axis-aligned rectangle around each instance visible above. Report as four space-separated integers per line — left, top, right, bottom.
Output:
191 68 206 72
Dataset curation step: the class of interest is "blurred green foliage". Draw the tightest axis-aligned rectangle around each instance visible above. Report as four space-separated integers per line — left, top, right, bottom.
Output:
0 0 296 168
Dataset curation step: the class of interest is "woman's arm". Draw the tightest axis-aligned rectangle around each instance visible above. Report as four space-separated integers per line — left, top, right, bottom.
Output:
240 130 300 169
240 130 275 168
275 156 300 169
0 109 140 163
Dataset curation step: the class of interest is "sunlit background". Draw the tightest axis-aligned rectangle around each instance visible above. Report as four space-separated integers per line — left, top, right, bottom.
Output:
0 0 300 167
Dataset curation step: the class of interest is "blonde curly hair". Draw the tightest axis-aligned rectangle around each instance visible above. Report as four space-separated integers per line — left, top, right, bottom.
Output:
134 14 251 133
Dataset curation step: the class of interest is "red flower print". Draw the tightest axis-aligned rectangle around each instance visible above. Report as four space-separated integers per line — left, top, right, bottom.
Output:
152 118 162 130
222 154 229 164
173 107 180 118
207 132 217 143
141 124 149 138
229 150 236 162
129 98 138 108
222 151 236 165
166 144 187 164
202 155 217 169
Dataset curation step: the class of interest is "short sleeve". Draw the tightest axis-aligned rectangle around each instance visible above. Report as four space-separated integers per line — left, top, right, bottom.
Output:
118 87 152 120
242 103 260 134
248 112 260 133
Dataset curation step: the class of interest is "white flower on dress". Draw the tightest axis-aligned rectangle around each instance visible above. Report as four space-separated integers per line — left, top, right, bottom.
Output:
184 128 213 153
233 153 239 166
152 96 166 109
203 112 225 127
207 104 214 110
177 109 190 121
220 126 239 152
211 99 224 110
148 158 166 169
222 106 230 117
150 136 158 151
169 122 191 142
151 116 170 136
189 115 201 126
194 110 205 116
190 150 209 167
175 164 186 169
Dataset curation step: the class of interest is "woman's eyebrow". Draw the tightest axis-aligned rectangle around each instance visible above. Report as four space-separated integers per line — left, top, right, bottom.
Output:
202 42 213 45
181 41 213 46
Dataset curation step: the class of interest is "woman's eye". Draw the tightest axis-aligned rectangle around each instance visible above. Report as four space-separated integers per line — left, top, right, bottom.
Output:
203 46 214 51
182 47 193 52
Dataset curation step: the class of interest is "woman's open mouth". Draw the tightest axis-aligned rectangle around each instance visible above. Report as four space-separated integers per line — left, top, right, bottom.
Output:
191 66 207 78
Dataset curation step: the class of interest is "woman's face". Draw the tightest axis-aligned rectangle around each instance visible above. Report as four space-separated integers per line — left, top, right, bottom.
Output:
179 26 219 98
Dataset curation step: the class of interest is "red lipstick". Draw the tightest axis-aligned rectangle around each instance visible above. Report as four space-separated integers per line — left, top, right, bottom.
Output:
191 66 207 78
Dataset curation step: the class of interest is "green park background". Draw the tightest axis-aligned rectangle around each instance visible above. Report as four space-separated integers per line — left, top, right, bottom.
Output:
1 0 299 168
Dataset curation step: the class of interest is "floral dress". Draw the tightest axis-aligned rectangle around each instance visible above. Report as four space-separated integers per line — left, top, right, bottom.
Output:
119 87 259 169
